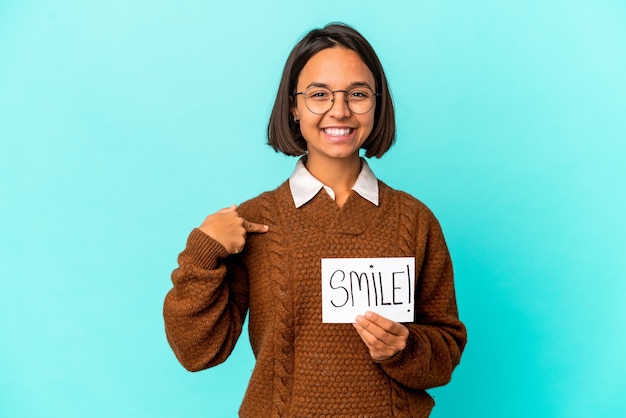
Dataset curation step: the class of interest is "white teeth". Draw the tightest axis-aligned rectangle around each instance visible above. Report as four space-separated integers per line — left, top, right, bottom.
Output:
323 128 352 136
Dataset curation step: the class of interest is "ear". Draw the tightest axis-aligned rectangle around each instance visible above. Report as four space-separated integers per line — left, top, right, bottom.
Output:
290 104 300 122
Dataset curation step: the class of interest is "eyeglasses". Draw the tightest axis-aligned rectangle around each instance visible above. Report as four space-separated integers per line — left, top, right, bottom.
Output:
294 86 379 115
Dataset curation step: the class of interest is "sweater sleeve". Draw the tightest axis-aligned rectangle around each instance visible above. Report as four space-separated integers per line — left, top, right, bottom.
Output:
163 228 250 372
378 213 467 390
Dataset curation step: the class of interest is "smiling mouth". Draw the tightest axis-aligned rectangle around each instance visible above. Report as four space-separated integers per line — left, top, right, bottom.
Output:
322 128 354 137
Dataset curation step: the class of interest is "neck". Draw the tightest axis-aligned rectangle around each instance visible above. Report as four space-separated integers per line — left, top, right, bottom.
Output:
305 154 362 207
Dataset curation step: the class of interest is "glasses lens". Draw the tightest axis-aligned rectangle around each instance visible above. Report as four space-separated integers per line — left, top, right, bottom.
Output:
304 87 333 114
303 87 376 115
346 87 375 114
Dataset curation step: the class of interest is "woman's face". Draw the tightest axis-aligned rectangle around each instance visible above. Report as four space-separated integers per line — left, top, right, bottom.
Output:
292 47 376 164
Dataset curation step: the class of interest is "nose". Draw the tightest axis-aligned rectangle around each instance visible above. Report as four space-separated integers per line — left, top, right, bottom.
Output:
328 90 352 118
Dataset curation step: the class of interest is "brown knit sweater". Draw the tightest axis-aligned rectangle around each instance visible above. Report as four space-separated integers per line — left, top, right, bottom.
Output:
163 180 466 417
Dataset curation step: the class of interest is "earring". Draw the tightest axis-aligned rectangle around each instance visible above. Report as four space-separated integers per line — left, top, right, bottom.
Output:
293 116 299 123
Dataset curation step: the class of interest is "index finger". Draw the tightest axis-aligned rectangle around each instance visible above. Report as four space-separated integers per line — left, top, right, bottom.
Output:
243 219 269 234
364 311 408 336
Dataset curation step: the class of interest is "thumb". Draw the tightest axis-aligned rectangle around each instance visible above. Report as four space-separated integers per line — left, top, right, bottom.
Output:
218 204 237 214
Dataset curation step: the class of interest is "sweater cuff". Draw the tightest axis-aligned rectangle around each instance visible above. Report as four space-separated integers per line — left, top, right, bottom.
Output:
183 228 230 269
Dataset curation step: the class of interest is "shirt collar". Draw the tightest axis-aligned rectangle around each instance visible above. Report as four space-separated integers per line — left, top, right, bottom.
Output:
288 157 379 208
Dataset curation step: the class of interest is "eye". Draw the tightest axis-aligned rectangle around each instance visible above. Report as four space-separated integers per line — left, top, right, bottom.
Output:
307 89 331 100
348 89 372 101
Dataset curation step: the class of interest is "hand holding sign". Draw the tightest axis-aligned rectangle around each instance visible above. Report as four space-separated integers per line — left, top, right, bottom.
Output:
322 257 414 361
353 311 409 361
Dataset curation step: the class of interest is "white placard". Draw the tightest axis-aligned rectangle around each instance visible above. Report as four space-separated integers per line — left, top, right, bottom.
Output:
321 257 416 323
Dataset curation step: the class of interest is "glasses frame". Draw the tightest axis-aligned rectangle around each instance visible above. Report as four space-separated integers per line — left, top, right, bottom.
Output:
294 86 380 115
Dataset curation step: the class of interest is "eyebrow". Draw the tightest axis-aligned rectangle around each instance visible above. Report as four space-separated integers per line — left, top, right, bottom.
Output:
305 81 373 90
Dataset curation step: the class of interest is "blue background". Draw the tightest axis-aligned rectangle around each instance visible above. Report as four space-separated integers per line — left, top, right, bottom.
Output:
1 1 625 417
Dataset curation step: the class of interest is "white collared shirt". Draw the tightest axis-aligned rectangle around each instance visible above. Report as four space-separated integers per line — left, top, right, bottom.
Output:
288 157 379 208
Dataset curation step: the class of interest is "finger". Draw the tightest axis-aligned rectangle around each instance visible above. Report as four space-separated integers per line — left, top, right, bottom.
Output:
355 315 392 343
352 322 373 345
364 311 408 336
353 321 386 345
217 204 237 214
352 322 397 360
243 219 269 233
353 319 407 361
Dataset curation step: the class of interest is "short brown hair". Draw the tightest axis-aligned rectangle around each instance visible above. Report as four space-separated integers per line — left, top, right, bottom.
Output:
267 23 396 158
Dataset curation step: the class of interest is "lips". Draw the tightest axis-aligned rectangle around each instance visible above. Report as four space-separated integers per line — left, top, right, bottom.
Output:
322 127 354 137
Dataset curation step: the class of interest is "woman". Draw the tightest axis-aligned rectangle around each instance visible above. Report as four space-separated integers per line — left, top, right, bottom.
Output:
163 23 466 417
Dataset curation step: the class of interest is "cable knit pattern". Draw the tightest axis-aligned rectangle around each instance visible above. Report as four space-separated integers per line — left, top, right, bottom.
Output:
264 192 294 417
163 180 466 418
